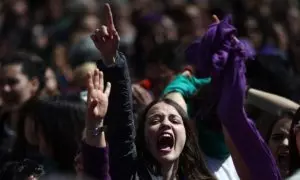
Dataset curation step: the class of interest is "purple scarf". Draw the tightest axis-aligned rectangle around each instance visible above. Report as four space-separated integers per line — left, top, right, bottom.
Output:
186 15 281 180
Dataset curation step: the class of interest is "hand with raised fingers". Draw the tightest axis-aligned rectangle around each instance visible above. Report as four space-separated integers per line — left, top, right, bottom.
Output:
86 69 111 128
91 3 120 65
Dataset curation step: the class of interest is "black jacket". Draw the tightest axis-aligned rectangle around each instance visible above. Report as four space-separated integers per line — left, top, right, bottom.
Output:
94 52 168 180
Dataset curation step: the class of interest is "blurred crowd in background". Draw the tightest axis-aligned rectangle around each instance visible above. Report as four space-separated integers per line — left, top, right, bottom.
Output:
1 0 300 99
1 0 300 179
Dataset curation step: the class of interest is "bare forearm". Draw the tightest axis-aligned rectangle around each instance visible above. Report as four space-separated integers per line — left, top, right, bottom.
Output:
163 70 192 112
221 110 281 180
223 126 250 180
246 88 299 115
164 92 187 113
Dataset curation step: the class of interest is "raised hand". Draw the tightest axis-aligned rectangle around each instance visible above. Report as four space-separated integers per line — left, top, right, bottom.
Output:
86 69 111 128
91 3 120 65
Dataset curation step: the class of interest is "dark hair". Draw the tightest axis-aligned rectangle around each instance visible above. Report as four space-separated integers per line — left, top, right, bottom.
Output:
0 52 46 92
136 98 215 180
289 108 300 175
0 159 45 180
146 41 185 73
11 98 42 162
266 110 294 143
15 97 86 172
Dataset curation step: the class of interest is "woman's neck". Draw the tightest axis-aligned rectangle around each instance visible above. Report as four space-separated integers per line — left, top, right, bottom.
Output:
161 161 178 180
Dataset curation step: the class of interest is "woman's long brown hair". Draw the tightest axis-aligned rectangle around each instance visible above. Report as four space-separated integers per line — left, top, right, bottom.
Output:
135 98 216 180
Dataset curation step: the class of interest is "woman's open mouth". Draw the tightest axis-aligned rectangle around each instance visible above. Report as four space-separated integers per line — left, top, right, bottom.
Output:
157 132 174 154
277 147 290 174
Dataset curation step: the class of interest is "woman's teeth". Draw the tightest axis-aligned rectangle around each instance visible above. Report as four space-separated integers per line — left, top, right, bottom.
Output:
157 132 174 153
159 133 172 140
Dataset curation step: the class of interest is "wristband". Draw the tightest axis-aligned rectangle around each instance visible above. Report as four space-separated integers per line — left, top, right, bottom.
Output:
86 125 107 137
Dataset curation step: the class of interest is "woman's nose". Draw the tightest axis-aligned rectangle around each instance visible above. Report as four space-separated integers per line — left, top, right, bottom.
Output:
282 138 289 146
160 118 172 128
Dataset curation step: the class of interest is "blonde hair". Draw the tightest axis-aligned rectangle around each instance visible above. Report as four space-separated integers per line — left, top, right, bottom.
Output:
73 62 97 88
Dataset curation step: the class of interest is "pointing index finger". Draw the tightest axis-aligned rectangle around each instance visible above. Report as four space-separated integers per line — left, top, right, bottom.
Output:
105 3 115 30
212 15 220 24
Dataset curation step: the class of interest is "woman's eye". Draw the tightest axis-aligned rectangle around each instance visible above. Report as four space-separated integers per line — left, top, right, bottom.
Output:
272 134 284 141
151 119 159 124
148 115 161 125
169 115 181 124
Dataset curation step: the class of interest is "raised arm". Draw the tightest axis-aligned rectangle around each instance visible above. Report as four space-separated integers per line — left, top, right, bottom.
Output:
186 15 281 179
215 23 281 179
163 71 211 112
163 71 192 112
246 88 299 115
91 4 136 180
82 69 111 180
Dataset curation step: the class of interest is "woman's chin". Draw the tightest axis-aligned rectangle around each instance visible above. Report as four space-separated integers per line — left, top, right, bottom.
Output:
155 150 179 163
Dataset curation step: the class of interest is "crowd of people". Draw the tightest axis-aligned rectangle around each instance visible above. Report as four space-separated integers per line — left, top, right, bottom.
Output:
1 0 300 179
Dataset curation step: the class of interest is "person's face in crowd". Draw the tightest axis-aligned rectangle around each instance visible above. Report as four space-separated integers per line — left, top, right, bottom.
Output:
185 5 206 37
44 68 58 96
0 64 38 110
48 0 64 20
245 17 262 49
10 0 28 16
287 7 300 36
153 16 178 44
161 16 178 42
144 102 186 164
259 1 271 17
273 23 288 51
268 117 292 177
145 63 175 97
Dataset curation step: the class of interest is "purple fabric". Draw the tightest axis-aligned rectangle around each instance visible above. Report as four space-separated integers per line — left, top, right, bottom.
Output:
139 13 162 24
186 15 281 180
259 44 287 59
82 143 111 180
186 15 236 78
239 38 256 58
